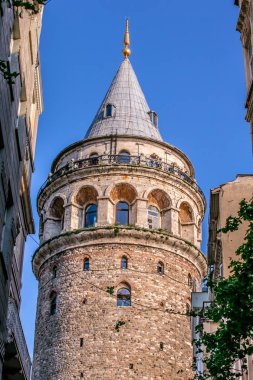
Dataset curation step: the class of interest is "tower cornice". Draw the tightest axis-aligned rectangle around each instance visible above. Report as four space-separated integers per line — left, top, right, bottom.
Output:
32 226 207 279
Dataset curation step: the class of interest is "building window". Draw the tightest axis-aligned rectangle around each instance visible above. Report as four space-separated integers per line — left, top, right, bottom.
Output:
116 201 129 225
50 292 57 315
85 204 97 227
83 258 90 271
117 286 131 307
188 274 193 288
105 103 113 117
53 266 57 279
89 153 99 165
159 342 164 351
118 150 130 164
121 256 128 269
157 261 164 275
148 205 160 229
148 111 158 127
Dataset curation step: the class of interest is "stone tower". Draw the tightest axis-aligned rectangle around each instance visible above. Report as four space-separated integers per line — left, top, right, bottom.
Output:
32 21 206 380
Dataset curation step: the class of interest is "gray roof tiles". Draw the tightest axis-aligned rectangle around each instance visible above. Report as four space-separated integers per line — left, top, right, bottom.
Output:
85 59 163 141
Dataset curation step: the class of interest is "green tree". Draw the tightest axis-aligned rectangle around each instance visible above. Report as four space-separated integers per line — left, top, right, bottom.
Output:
193 199 253 380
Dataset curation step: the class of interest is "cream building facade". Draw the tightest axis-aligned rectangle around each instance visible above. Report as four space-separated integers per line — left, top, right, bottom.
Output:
204 174 253 379
32 23 206 380
0 2 43 379
235 0 253 148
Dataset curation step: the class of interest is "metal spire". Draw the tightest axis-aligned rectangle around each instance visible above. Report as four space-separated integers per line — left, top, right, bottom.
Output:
122 19 131 59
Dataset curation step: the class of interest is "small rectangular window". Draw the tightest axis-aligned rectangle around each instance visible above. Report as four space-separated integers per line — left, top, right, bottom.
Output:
80 338 84 347
160 342 164 351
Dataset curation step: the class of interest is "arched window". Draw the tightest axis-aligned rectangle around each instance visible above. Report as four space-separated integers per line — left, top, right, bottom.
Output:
188 274 193 288
83 258 90 271
89 153 99 165
148 205 160 229
117 286 131 307
118 150 130 164
50 292 57 315
105 103 113 117
52 266 57 279
85 204 97 227
116 201 129 225
49 197 65 235
157 261 164 275
121 256 128 269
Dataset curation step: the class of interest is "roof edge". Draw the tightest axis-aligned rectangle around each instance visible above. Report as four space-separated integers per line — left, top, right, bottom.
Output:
50 135 195 178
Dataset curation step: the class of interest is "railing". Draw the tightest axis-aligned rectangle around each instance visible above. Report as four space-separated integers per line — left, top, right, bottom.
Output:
6 297 31 380
38 155 205 202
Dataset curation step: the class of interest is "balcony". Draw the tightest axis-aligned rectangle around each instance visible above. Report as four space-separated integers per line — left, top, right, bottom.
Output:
37 154 205 202
3 298 31 380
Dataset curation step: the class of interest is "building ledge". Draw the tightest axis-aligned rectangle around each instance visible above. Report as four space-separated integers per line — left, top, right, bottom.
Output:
32 226 207 280
37 154 206 210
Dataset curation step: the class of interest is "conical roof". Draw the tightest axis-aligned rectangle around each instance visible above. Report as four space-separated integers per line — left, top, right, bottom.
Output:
85 59 163 141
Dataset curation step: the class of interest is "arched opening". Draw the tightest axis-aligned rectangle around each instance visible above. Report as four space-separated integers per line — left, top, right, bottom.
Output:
50 292 57 316
48 197 65 236
147 189 171 231
118 150 130 164
85 204 97 227
117 284 131 307
121 256 128 269
157 261 164 275
188 274 193 288
89 152 99 165
110 183 137 225
116 201 129 225
75 186 98 228
83 258 90 271
179 202 194 242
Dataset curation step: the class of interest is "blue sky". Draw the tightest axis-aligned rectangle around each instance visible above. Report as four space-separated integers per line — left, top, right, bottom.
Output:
20 0 252 357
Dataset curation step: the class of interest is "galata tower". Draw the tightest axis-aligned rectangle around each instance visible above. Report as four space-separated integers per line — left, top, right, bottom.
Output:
32 21 206 380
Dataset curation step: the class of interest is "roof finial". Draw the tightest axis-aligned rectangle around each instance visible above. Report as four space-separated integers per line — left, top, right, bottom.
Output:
122 19 131 59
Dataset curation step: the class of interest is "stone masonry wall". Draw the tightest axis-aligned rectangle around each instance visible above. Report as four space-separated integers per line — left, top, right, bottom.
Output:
32 231 204 380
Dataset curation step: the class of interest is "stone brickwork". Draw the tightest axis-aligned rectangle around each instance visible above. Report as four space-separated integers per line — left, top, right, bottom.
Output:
32 229 206 380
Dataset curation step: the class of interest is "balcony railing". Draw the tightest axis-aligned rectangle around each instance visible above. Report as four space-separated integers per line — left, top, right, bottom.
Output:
6 298 31 380
38 154 205 202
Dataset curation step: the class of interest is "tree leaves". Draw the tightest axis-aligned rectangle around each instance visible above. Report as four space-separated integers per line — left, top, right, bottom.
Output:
195 199 253 380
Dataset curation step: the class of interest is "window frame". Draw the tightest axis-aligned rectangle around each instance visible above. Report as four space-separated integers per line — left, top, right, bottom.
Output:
116 201 129 225
117 286 131 307
118 150 131 164
121 256 128 269
84 203 97 227
83 257 90 271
